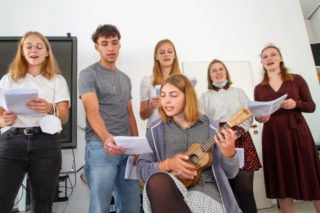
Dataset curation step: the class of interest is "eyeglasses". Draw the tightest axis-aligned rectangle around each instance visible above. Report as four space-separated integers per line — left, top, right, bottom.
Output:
23 43 44 50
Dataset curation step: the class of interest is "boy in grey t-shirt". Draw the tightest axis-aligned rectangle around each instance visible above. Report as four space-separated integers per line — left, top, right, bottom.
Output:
79 24 140 213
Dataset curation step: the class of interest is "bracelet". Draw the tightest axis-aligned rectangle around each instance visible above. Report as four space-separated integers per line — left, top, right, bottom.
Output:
48 103 54 115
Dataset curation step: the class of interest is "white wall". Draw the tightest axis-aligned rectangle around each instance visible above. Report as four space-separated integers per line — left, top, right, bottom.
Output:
1 0 319 172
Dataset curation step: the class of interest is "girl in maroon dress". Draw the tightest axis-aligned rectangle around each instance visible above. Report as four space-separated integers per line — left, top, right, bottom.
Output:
254 44 320 212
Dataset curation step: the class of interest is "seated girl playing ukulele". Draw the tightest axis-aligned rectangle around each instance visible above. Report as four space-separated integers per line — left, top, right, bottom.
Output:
137 74 243 213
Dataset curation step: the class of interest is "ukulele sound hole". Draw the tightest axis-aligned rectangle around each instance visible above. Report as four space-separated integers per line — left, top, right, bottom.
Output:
189 154 199 165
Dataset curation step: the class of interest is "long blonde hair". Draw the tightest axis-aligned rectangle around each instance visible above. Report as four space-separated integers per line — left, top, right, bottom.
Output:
152 39 181 86
8 31 60 81
158 74 201 123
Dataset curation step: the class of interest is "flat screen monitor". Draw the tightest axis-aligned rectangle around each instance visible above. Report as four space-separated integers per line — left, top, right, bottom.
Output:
311 43 320 66
0 36 77 149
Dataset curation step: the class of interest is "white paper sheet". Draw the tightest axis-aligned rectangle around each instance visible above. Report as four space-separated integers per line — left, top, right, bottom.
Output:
0 92 7 110
236 148 244 169
114 136 153 155
124 156 138 180
248 94 288 116
154 85 161 96
1 88 39 115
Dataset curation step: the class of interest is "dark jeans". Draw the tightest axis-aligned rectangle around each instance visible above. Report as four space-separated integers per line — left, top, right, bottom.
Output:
0 128 62 213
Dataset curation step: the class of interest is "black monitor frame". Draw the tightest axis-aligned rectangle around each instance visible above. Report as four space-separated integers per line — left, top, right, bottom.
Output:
311 43 320 66
0 36 77 149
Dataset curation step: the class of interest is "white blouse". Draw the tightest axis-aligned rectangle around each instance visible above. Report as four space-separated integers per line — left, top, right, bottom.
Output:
199 87 252 131
140 75 160 127
0 73 70 130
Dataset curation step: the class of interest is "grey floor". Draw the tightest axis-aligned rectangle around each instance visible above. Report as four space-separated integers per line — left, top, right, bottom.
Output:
17 171 317 213
52 172 90 213
258 203 317 213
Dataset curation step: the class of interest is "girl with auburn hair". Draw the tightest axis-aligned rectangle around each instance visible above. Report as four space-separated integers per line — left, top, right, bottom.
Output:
255 44 320 213
137 74 241 213
140 39 181 127
0 31 70 212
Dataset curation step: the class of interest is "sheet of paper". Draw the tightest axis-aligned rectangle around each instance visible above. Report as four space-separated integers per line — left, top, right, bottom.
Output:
248 94 288 116
124 156 138 180
236 148 244 169
155 85 161 96
0 92 7 110
3 88 39 115
114 136 153 155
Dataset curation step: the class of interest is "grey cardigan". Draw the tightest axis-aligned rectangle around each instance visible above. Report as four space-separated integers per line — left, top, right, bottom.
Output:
137 118 242 213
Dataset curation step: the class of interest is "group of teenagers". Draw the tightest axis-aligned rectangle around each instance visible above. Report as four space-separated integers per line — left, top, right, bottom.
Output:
0 23 319 213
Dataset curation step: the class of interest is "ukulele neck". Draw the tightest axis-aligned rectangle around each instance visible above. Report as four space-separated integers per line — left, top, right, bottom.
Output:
201 122 232 153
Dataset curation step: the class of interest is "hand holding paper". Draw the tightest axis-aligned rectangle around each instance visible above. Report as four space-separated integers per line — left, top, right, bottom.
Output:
26 97 52 114
114 136 152 155
104 135 126 155
150 96 159 109
248 94 288 116
255 115 270 123
2 110 17 126
281 98 296 110
1 88 40 115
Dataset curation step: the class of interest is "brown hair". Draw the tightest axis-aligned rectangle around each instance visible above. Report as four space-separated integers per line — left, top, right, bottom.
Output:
158 74 201 123
207 59 232 90
152 39 181 86
259 44 292 85
92 24 121 43
8 31 60 81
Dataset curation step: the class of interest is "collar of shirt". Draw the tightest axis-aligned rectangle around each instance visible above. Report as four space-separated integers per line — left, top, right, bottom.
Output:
212 84 229 91
166 114 207 129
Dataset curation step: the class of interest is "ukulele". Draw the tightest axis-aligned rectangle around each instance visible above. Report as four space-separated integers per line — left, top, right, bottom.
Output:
176 108 253 188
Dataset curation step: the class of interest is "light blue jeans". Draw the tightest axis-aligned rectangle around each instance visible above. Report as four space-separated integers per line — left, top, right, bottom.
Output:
85 141 140 213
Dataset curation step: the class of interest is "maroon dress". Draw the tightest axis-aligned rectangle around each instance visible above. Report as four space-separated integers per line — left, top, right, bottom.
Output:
219 123 262 171
254 74 320 200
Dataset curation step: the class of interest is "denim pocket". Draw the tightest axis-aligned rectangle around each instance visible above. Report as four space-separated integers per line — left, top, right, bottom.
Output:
0 128 17 142
87 141 121 166
0 130 25 155
87 141 106 166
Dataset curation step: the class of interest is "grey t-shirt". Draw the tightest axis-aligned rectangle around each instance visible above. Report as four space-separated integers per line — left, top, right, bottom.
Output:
79 62 132 142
